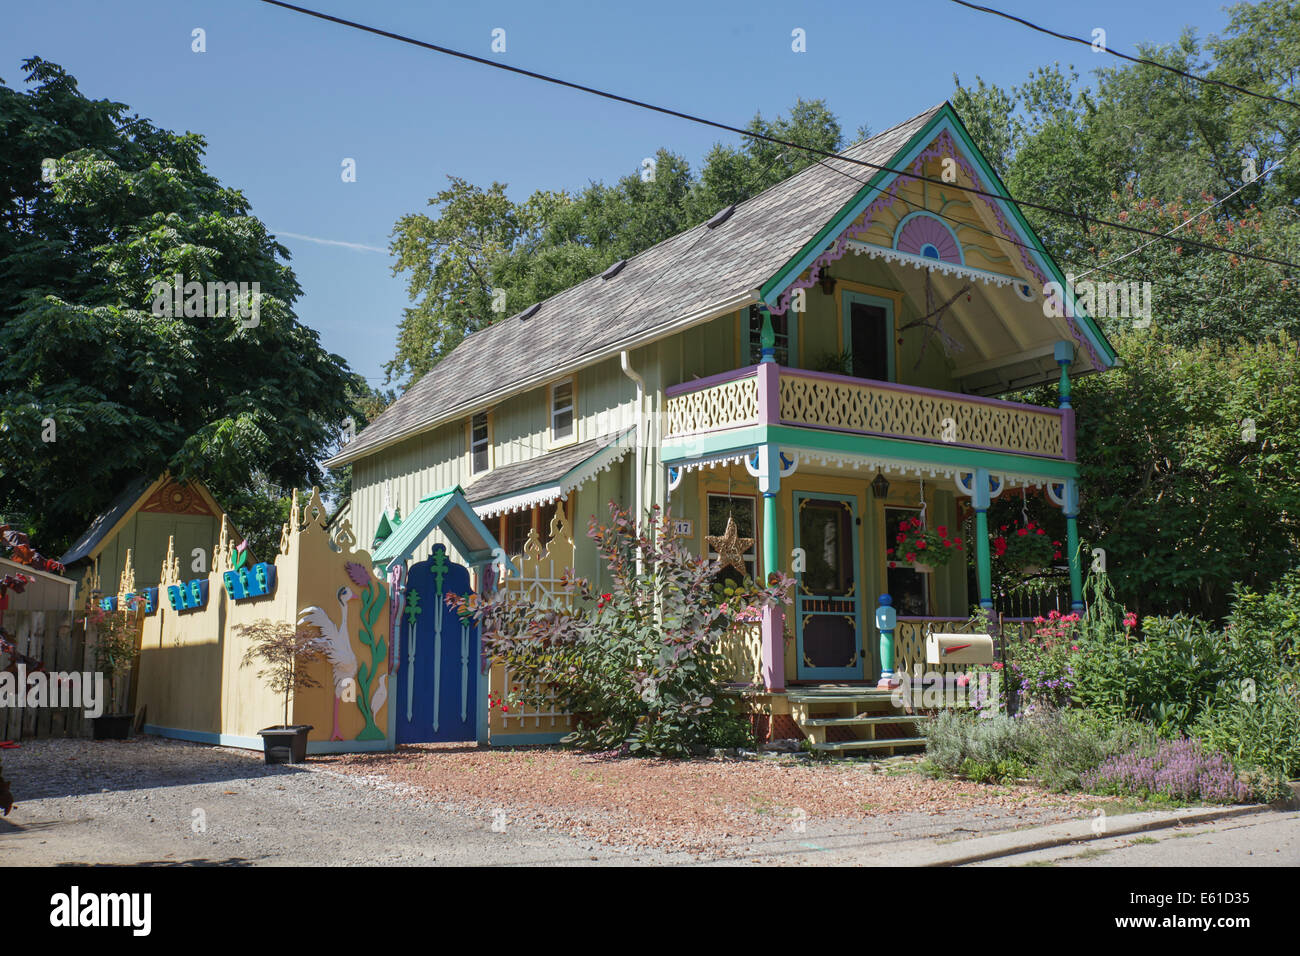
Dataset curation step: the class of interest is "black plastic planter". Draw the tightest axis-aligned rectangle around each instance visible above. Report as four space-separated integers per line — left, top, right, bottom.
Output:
257 725 313 764
91 714 133 740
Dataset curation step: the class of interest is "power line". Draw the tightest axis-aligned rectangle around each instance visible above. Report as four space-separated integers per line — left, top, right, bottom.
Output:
254 0 1300 274
947 0 1300 112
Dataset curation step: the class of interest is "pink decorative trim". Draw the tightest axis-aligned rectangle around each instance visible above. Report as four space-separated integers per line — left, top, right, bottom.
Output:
664 365 759 398
757 363 781 426
762 606 786 691
1062 407 1076 460
768 129 1104 371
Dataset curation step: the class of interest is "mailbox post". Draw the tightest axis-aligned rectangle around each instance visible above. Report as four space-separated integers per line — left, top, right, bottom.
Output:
875 594 897 689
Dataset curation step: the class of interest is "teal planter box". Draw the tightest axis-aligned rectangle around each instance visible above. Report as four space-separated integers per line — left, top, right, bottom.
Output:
167 579 209 612
223 562 276 601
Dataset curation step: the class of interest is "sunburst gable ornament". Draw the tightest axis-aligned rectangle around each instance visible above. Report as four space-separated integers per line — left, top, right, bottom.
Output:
706 516 754 576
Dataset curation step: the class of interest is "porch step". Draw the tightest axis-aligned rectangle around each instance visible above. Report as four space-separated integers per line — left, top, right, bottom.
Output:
799 714 929 728
787 689 897 704
811 737 926 753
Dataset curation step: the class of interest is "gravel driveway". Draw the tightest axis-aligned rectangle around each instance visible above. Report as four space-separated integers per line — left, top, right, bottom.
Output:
1 736 1112 865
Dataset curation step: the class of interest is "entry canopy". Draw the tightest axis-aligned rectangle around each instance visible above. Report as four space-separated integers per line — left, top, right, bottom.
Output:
370 485 516 574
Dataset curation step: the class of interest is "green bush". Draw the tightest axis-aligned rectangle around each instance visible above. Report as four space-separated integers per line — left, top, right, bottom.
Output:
923 710 1041 781
1194 679 1300 782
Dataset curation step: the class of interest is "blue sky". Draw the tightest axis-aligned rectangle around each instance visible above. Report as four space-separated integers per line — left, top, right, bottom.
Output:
3 0 1236 386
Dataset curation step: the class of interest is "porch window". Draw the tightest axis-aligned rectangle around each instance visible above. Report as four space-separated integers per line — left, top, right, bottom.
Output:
470 412 490 474
884 507 930 616
706 493 757 585
503 508 534 558
747 305 790 366
550 377 575 442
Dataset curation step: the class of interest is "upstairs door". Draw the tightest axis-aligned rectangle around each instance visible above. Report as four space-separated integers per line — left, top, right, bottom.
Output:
793 493 863 681
843 292 895 382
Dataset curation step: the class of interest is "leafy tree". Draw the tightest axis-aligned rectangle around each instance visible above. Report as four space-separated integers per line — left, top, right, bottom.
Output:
0 59 355 552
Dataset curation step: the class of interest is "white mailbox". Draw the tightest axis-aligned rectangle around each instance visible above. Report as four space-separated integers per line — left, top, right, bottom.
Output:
925 632 995 665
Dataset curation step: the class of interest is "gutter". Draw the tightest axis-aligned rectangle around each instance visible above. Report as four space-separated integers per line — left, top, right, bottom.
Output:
620 351 645 557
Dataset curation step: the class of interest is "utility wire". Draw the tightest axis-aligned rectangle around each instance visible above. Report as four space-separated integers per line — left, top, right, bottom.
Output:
947 0 1300 112
254 0 1300 273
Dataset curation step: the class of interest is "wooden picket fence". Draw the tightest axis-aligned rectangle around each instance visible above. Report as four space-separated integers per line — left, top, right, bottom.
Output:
0 610 100 742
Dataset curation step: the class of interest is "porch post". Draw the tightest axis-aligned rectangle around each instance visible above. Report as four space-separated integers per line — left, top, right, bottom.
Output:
1062 480 1084 613
972 467 994 612
755 442 785 692
875 594 897 689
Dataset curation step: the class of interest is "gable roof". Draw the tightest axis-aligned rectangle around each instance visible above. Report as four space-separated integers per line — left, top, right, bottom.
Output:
369 485 513 573
59 476 155 566
327 104 947 468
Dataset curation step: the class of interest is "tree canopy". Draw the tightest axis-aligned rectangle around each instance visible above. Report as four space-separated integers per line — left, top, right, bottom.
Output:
0 58 356 553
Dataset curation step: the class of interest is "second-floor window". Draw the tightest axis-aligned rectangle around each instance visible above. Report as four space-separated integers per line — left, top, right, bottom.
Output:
748 305 790 365
470 411 490 474
551 377 575 443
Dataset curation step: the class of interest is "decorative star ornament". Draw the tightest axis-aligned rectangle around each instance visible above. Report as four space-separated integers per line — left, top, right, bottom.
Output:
706 516 754 576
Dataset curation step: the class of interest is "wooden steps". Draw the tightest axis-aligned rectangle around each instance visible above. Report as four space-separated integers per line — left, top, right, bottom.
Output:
787 684 928 755
799 714 929 728
811 737 926 753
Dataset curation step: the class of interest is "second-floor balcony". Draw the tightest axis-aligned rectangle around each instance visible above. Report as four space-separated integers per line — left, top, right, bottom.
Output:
663 364 1072 462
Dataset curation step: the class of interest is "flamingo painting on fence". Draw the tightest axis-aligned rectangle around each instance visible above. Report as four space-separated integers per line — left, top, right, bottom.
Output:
297 586 357 741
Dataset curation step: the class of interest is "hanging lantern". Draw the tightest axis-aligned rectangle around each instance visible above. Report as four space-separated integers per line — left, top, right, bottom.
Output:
871 471 891 499
819 272 837 295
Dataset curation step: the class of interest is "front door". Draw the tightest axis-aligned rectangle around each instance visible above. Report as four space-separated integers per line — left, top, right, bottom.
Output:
398 544 478 743
843 292 895 381
793 493 863 680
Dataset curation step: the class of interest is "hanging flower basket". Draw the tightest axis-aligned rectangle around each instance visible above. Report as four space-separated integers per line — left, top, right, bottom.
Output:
887 517 960 570
993 520 1060 574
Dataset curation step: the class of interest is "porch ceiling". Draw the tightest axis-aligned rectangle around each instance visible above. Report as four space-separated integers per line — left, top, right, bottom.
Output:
863 249 1083 395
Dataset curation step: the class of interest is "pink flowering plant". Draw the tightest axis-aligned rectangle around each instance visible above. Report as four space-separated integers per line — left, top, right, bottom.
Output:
449 502 792 756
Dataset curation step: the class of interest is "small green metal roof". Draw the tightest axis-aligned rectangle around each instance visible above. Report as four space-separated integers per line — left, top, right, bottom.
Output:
369 485 514 573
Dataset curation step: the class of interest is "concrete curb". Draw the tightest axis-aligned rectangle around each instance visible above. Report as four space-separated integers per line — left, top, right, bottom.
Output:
858 804 1278 867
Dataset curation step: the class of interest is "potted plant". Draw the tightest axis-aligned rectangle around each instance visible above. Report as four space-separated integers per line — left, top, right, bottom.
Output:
993 520 1060 576
240 619 326 764
90 603 141 739
887 517 961 573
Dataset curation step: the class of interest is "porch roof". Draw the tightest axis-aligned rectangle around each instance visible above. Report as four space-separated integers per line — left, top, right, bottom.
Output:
465 428 634 519
369 485 514 573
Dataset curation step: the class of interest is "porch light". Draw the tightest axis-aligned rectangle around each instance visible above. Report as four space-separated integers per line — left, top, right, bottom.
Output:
871 471 890 499
819 272 836 295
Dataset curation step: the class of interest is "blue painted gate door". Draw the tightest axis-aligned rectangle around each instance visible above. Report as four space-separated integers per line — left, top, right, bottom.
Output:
398 544 478 743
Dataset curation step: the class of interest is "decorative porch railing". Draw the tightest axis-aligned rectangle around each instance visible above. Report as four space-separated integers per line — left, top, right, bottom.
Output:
664 365 1069 460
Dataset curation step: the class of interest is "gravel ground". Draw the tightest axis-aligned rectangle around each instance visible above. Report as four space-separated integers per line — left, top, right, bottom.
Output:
1 736 1116 865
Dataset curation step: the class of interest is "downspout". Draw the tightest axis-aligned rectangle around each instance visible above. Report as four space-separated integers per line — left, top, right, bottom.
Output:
620 350 645 572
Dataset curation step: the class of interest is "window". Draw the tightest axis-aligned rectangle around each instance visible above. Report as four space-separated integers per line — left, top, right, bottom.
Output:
550 378 575 443
842 292 895 382
470 412 490 474
884 507 930 616
747 305 790 366
503 508 534 558
706 493 757 585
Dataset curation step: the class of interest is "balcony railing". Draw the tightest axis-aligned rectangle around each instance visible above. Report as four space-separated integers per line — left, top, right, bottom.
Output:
664 365 1071 460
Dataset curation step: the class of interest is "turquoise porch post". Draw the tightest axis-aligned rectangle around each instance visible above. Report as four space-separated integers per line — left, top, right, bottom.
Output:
972 467 994 612
1054 342 1084 613
1063 480 1084 613
875 594 897 688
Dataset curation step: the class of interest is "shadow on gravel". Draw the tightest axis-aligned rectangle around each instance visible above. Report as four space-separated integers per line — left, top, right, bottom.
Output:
60 857 258 867
3 737 311 799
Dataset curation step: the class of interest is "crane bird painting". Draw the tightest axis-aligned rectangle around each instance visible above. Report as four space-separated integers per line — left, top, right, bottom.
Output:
297 587 359 741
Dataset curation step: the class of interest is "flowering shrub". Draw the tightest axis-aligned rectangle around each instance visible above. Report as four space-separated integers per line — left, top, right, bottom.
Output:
887 517 960 568
1003 610 1081 712
992 519 1060 571
1081 737 1255 803
450 503 792 757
